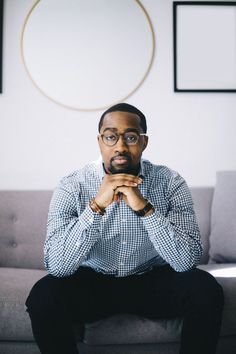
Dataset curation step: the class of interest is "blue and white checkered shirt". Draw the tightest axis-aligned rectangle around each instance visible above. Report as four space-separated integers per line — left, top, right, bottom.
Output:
44 158 202 277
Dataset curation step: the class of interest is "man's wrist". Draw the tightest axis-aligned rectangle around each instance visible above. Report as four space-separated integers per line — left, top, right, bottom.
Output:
89 198 106 216
133 200 155 217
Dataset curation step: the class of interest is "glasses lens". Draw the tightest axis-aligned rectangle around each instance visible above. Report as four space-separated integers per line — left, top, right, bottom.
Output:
124 132 139 145
101 131 141 146
102 131 118 146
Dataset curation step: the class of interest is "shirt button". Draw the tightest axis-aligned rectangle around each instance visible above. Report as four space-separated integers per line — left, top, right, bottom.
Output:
121 219 126 223
119 262 124 266
122 241 127 245
89 218 93 223
157 217 161 222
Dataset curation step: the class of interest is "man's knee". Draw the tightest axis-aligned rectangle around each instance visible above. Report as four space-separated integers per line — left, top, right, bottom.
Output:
189 269 224 310
25 275 57 314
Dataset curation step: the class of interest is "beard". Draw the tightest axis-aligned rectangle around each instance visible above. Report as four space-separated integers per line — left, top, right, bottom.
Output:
108 153 139 175
109 165 132 174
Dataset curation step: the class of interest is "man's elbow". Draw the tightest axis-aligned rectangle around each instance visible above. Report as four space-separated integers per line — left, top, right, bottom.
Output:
44 258 74 278
172 251 203 273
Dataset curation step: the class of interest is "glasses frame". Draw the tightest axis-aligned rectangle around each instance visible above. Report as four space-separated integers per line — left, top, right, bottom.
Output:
99 131 147 147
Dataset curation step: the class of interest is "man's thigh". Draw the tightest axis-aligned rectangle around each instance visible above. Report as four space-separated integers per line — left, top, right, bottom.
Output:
26 265 221 323
120 266 222 320
26 267 118 323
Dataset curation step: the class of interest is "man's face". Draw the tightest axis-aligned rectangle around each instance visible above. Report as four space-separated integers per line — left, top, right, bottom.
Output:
98 111 148 175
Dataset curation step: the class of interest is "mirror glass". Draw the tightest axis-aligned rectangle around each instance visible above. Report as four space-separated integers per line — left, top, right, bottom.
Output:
21 0 155 110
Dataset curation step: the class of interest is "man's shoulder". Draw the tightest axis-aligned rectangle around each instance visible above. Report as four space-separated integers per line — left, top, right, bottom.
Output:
143 160 188 198
57 162 99 190
142 159 180 181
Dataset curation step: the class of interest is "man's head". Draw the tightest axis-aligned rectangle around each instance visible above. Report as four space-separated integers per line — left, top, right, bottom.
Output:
98 103 148 175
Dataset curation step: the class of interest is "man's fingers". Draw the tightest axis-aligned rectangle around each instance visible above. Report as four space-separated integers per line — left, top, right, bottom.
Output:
114 181 138 189
114 186 134 195
107 174 142 183
106 175 142 189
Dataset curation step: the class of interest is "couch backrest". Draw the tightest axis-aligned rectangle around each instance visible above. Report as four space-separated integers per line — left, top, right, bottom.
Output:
190 187 214 264
0 191 52 269
0 188 214 269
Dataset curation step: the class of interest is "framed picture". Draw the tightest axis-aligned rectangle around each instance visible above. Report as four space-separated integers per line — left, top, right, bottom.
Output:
0 0 3 93
173 1 236 92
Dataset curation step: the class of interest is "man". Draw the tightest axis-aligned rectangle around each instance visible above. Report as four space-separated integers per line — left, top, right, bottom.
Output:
26 103 223 354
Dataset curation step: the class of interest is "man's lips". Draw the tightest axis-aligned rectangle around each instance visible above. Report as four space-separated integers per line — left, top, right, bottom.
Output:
111 155 130 164
112 156 130 165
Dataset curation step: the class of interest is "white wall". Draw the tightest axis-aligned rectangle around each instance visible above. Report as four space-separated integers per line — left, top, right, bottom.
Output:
1 0 236 189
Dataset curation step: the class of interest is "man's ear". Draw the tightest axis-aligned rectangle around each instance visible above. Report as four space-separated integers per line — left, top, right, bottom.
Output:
142 136 148 151
97 135 102 149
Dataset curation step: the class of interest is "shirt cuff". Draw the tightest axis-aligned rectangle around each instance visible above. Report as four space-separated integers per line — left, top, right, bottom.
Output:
141 209 169 232
79 204 103 231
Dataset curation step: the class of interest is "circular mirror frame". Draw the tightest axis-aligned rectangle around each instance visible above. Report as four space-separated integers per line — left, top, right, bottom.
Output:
21 0 155 111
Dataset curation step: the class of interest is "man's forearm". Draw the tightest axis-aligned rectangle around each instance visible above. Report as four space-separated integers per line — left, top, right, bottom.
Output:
44 205 102 277
142 209 203 272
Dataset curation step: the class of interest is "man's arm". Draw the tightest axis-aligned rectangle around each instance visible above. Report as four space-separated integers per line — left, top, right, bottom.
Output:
44 173 142 277
44 180 103 277
142 173 203 272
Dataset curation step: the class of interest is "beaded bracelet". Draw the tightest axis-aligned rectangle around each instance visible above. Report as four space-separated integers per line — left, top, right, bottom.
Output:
89 198 106 216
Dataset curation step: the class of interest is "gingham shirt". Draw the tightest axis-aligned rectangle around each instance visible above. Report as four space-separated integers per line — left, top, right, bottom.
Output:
44 158 202 277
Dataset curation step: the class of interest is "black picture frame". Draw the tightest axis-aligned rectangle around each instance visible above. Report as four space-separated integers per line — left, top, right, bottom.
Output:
0 0 3 93
173 1 236 92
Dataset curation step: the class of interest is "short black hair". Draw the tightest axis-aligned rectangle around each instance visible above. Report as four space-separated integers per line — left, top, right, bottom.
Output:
98 103 147 133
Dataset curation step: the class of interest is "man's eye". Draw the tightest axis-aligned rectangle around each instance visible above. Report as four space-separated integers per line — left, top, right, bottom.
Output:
126 134 138 142
105 134 117 141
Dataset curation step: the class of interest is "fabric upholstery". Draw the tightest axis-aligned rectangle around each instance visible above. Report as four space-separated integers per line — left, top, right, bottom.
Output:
198 264 236 337
0 268 47 340
190 187 214 263
0 191 52 269
84 315 182 345
209 171 236 263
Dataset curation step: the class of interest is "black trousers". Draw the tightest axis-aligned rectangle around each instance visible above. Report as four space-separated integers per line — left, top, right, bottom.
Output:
25 265 224 354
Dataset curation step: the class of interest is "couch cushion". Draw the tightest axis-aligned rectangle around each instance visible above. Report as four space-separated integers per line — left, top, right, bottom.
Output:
84 314 182 345
0 191 52 269
0 268 47 340
209 171 236 263
198 264 236 337
84 264 236 345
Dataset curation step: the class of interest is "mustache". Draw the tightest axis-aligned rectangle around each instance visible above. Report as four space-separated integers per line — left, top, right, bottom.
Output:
110 152 131 163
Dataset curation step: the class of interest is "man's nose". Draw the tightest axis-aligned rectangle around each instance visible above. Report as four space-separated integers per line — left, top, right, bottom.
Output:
115 135 129 151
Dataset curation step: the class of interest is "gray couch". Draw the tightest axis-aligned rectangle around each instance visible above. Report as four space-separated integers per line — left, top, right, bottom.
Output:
0 171 236 354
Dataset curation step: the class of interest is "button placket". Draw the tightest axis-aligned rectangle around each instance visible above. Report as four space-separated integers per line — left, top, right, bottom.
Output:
118 201 127 270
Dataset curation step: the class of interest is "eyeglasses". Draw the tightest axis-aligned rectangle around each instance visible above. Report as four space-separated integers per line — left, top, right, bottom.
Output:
100 130 146 147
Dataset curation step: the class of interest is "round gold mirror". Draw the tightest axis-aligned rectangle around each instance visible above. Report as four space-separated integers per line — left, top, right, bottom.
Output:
21 0 155 111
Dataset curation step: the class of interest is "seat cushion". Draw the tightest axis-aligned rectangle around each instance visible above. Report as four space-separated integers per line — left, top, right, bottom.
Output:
198 264 236 337
84 314 182 345
0 268 47 340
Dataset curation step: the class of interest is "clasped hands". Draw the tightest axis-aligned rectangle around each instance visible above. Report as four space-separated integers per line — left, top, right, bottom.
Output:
94 174 147 212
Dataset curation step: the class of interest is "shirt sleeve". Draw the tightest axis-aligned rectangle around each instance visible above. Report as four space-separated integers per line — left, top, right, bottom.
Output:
142 173 203 272
44 179 102 277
